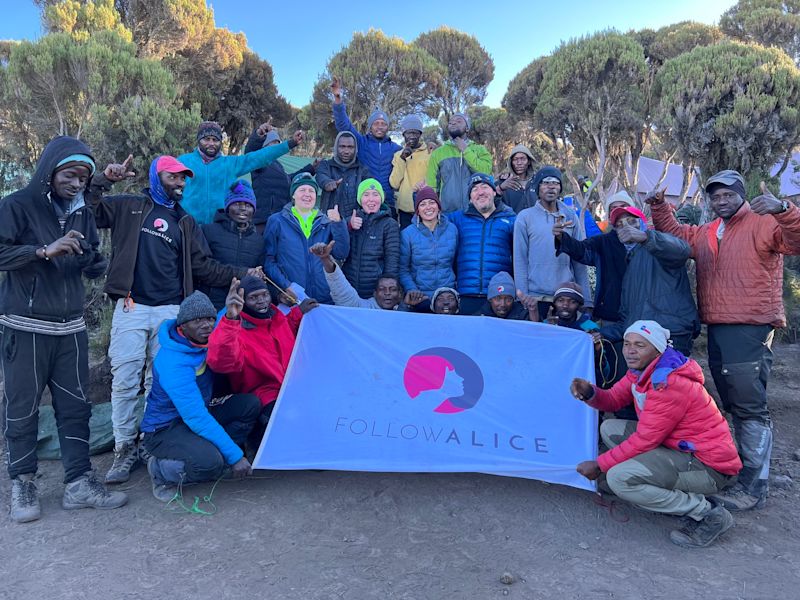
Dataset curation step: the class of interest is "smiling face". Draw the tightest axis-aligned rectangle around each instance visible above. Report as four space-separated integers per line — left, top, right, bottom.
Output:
374 277 402 310
623 332 661 371
554 296 580 322
51 165 91 201
244 288 272 314
158 171 188 201
293 184 318 212
370 118 389 139
180 316 215 345
470 183 496 214
434 292 458 314
227 201 254 225
360 189 382 214
417 198 440 222
709 186 745 220
198 135 221 158
489 295 514 318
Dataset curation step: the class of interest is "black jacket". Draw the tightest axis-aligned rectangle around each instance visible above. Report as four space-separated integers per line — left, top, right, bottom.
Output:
244 129 314 224
315 158 371 217
87 174 246 301
0 136 106 322
342 208 400 298
200 209 265 309
474 300 530 320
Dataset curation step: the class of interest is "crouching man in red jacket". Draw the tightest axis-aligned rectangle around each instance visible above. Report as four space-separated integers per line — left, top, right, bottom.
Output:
571 320 742 548
207 276 319 454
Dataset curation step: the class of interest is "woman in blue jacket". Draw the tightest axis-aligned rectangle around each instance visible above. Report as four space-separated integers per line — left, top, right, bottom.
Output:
263 173 350 304
399 186 458 307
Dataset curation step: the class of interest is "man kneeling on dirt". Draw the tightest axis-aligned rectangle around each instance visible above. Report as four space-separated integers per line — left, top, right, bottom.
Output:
139 291 261 502
571 320 742 548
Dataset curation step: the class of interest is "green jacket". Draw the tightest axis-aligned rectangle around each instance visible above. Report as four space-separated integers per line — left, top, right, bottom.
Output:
426 140 493 213
178 141 291 224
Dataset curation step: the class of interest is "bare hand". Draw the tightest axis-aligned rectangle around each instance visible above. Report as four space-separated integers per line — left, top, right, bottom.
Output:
291 130 305 145
590 331 603 347
330 77 342 103
350 209 363 230
326 204 341 223
400 145 413 160
616 225 647 244
246 266 265 279
279 289 299 306
576 460 601 480
309 240 336 259
103 155 135 183
299 298 320 314
46 230 84 257
231 457 252 479
256 117 274 137
516 290 540 321
570 378 594 402
545 305 558 325
500 175 522 192
644 188 666 205
552 217 573 240
225 277 244 320
403 290 429 306
412 180 426 192
750 181 785 215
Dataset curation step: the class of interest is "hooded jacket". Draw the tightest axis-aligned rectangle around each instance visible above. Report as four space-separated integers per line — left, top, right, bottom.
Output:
178 140 292 225
449 201 516 295
651 198 800 327
475 300 530 320
333 102 401 206
140 320 243 465
315 132 372 216
200 209 265 309
587 349 742 476
0 136 106 325
87 174 246 302
399 214 458 296
263 203 350 304
342 206 400 298
496 144 537 213
244 129 314 223
558 228 699 338
426 139 494 213
389 145 432 214
207 307 303 407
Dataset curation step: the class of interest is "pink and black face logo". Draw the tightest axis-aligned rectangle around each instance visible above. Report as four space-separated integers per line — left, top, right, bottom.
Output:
153 218 169 232
403 347 484 414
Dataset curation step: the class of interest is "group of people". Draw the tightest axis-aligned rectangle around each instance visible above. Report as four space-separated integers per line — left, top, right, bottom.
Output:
2 81 799 552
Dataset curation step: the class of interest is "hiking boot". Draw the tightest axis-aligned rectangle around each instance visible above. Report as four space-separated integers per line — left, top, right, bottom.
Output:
105 441 140 484
669 499 734 548
10 476 41 523
710 483 765 512
147 456 178 503
62 471 128 510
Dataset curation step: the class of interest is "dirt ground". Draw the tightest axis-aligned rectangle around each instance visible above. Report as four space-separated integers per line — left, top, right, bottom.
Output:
1 341 799 600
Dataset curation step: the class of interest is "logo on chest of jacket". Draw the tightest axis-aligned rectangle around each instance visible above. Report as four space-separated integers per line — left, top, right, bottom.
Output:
153 218 169 233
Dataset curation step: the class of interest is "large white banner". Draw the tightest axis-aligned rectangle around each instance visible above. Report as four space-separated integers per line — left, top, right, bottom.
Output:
254 306 598 492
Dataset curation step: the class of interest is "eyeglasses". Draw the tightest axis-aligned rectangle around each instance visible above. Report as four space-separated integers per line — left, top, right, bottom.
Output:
709 192 739 202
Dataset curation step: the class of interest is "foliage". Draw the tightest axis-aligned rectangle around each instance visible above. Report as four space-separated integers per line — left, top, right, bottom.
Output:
720 0 800 62
43 0 131 42
414 27 494 117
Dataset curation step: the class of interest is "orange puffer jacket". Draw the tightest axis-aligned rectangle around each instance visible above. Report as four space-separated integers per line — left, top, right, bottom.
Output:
589 353 742 475
651 200 800 327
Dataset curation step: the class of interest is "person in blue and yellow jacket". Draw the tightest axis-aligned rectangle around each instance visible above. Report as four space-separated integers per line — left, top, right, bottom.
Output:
140 291 261 503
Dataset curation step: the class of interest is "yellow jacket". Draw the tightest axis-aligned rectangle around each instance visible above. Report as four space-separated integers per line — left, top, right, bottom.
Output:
389 146 432 214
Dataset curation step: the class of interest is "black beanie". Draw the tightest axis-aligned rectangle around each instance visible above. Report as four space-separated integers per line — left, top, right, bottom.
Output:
238 275 268 297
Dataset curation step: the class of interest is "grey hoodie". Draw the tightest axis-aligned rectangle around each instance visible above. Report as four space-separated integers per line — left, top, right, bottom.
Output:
315 131 371 214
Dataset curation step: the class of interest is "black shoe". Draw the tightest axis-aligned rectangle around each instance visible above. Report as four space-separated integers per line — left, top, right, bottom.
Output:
669 499 734 548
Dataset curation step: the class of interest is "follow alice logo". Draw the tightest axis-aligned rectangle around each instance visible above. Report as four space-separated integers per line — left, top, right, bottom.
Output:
403 347 484 414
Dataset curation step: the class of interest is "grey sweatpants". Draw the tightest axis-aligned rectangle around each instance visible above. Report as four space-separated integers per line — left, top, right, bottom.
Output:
602 419 732 520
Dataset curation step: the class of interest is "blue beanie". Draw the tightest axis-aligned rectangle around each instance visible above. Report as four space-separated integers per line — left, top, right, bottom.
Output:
400 115 424 133
225 180 257 209
263 130 281 146
468 172 495 194
452 112 471 130
367 109 390 131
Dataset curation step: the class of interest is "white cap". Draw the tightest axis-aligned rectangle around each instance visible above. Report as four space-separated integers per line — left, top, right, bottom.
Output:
624 320 670 353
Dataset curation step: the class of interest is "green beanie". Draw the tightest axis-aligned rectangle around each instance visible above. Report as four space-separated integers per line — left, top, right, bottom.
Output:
357 178 384 206
290 172 321 199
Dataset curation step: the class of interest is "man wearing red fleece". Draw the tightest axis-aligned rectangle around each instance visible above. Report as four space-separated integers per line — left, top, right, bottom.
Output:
571 320 742 549
206 276 319 452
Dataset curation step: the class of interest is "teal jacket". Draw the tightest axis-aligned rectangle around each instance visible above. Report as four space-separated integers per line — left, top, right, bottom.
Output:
178 141 291 225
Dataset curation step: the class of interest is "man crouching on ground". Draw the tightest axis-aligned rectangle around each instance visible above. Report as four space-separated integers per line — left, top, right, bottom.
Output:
571 320 742 548
139 291 261 502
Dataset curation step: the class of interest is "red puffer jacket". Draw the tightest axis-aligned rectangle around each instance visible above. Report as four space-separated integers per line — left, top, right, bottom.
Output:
207 307 303 406
589 353 742 475
651 199 800 327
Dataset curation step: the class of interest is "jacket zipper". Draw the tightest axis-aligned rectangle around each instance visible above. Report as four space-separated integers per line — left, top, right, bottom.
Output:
28 276 38 310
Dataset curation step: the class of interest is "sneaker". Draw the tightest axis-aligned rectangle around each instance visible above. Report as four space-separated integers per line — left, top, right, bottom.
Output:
62 471 128 510
105 441 140 484
10 476 41 523
710 484 765 512
147 456 178 503
669 499 734 548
